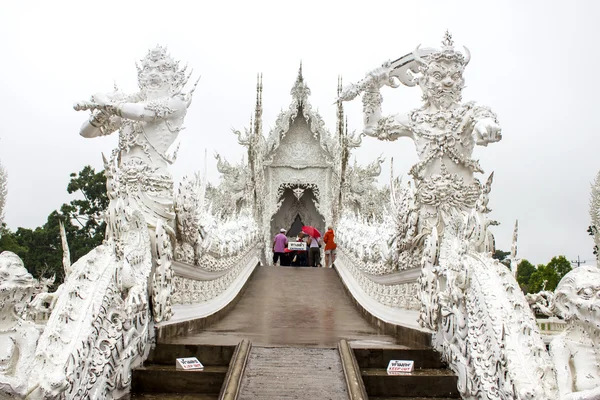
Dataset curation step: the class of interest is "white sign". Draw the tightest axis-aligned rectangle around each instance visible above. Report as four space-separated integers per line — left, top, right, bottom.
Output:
387 360 414 374
288 241 306 251
176 357 204 370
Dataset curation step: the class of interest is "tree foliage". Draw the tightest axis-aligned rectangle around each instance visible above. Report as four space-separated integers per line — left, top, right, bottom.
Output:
516 259 536 293
525 255 572 294
0 166 108 284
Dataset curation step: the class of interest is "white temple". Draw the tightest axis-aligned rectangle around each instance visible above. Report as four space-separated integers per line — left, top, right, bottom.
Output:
0 33 599 400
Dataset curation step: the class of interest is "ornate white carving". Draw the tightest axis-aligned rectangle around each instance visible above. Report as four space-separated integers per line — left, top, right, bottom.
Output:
550 266 600 400
0 46 201 399
75 45 199 230
337 32 561 399
0 251 39 398
589 171 600 262
337 250 420 310
171 248 260 306
24 203 154 400
152 221 174 323
0 159 6 231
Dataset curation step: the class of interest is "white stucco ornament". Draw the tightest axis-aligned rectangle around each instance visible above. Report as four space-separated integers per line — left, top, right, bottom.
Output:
74 45 200 230
0 160 7 231
550 266 600 400
0 251 39 398
337 31 559 399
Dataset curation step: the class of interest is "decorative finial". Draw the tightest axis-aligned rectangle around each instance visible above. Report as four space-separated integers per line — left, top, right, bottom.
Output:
442 30 454 47
298 60 303 82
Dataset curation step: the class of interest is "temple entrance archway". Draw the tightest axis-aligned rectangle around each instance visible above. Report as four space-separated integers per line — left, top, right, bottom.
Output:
270 185 325 239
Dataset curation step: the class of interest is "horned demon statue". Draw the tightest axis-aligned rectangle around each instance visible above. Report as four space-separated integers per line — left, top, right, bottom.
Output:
75 45 199 232
0 47 199 400
73 45 200 325
339 32 558 399
340 31 501 245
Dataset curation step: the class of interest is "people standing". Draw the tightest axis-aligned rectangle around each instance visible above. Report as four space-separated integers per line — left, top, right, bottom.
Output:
307 234 321 268
272 228 288 266
295 232 308 267
323 226 337 268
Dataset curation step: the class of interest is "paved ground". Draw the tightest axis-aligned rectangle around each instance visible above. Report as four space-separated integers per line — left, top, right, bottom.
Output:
238 347 348 400
166 266 407 348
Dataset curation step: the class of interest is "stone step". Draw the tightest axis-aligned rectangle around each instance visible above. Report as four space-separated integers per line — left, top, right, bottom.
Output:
361 368 460 398
127 394 218 400
148 343 237 366
353 348 446 369
131 365 228 394
238 347 348 400
370 397 459 400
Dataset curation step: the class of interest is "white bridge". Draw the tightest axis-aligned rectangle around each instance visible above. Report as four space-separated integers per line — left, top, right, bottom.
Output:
1 35 598 400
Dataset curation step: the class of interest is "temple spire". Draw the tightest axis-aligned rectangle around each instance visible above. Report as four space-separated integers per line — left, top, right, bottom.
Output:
336 76 345 144
298 60 303 82
290 61 310 103
254 73 263 138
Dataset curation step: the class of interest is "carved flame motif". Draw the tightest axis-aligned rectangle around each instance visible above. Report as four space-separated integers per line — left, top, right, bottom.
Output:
292 186 305 200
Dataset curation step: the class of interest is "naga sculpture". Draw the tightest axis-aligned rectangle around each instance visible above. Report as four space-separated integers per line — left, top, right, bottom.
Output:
550 266 600 400
0 252 39 398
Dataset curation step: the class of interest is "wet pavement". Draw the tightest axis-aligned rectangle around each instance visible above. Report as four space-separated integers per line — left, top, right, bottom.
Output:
165 266 410 348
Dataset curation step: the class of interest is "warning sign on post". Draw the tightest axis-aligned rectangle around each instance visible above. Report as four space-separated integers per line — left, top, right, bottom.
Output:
288 241 306 251
176 357 204 370
387 360 414 374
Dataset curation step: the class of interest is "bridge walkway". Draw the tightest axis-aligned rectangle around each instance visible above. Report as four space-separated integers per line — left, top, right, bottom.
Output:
164 265 408 348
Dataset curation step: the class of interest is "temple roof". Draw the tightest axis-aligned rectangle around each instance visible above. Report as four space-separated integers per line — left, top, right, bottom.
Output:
264 64 338 166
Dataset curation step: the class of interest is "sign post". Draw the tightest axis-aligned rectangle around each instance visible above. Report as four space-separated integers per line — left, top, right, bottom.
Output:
288 242 306 251
176 357 204 370
386 360 414 375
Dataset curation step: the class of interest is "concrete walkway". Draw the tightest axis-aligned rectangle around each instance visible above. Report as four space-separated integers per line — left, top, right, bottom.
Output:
166 266 405 348
238 347 348 400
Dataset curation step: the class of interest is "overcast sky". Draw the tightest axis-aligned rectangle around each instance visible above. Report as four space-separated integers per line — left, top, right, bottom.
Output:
1 0 599 266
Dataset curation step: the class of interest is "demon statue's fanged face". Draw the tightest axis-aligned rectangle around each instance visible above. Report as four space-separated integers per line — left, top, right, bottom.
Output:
413 31 470 110
553 266 600 329
136 45 189 95
420 60 465 110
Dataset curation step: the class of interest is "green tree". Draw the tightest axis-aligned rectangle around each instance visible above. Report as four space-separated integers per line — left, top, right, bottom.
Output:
0 166 108 283
528 257 571 294
516 259 536 293
528 263 559 293
545 255 572 282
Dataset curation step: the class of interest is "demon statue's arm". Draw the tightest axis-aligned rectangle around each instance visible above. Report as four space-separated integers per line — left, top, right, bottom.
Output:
340 62 412 141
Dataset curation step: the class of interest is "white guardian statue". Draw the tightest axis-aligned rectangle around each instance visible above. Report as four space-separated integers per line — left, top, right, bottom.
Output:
341 31 501 243
74 45 199 231
339 32 558 399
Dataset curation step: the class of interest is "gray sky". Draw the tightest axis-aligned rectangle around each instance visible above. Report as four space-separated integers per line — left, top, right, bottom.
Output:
1 0 599 266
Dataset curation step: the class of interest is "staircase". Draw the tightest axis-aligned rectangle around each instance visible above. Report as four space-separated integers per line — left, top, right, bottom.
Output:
238 346 348 399
127 343 238 399
353 347 459 399
130 266 460 399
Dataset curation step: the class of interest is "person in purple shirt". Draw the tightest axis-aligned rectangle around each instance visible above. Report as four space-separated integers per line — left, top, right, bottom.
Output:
272 228 288 266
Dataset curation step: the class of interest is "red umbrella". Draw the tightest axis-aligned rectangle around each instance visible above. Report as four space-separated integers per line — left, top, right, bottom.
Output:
302 226 321 239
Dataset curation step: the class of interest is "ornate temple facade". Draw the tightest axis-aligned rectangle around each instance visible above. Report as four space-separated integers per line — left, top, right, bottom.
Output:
222 65 369 255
